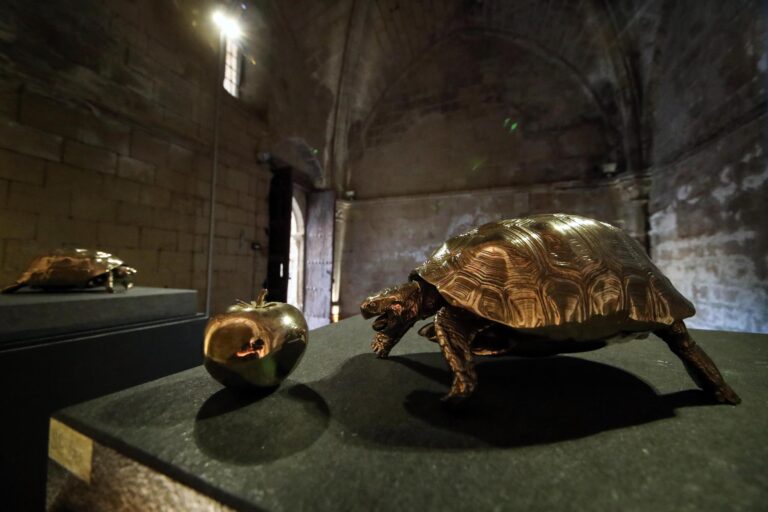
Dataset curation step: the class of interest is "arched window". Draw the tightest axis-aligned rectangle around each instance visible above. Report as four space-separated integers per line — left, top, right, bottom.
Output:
287 197 305 310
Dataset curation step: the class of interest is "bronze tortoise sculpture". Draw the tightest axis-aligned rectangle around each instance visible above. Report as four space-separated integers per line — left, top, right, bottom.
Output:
361 213 740 406
2 248 137 293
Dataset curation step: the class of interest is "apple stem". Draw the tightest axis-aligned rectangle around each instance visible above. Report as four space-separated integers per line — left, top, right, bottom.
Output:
256 288 268 306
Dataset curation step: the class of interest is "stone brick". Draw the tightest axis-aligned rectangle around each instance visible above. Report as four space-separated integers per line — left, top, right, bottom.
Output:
0 210 37 239
109 14 147 49
216 187 238 207
237 191 257 213
226 206 253 225
0 120 62 161
46 162 104 195
194 216 210 235
19 92 81 142
116 247 158 274
78 117 131 155
195 179 211 199
102 175 141 203
0 179 8 209
117 155 155 183
225 169 250 192
8 182 71 215
141 227 177 251
0 80 21 120
214 221 236 240
226 237 252 255
38 216 99 246
155 168 189 192
98 222 140 249
3 240 46 271
159 250 192 273
168 144 195 173
169 193 196 215
178 233 195 252
63 141 118 174
117 202 154 227
71 194 118 222
0 148 46 185
138 185 171 209
130 130 168 166
153 210 193 233
157 83 196 120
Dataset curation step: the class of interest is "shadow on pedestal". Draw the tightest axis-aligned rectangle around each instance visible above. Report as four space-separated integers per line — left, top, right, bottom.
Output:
194 384 330 465
314 352 714 450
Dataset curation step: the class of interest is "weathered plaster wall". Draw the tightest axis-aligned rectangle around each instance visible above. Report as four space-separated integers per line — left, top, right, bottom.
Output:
649 118 766 332
341 177 647 317
647 1 767 332
0 0 270 313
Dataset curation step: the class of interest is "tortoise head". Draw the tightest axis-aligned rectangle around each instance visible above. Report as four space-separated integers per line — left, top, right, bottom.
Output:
361 281 423 357
113 265 137 290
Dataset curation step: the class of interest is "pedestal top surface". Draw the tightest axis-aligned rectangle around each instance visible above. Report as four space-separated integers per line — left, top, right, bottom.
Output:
0 287 198 345
55 316 768 511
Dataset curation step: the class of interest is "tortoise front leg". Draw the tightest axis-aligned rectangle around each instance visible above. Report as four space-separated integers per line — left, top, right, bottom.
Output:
434 306 480 405
106 271 115 293
655 320 741 404
371 317 418 358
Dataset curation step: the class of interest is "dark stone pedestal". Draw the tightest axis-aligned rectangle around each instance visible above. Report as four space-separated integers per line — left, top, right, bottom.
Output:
48 316 767 511
0 286 198 345
0 288 206 511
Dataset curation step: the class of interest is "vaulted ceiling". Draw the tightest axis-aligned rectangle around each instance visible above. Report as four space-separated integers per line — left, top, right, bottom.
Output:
230 1 703 191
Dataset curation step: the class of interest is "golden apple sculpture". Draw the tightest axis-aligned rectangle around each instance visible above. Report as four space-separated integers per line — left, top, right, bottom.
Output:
204 290 308 389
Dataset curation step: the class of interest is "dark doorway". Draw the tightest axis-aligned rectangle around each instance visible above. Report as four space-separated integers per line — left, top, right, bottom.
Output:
265 166 292 302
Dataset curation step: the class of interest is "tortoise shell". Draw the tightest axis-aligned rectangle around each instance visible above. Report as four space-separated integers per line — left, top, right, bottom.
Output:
411 214 694 341
8 249 126 290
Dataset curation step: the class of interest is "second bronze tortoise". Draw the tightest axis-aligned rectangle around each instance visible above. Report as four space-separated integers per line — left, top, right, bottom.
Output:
2 248 137 294
361 214 740 406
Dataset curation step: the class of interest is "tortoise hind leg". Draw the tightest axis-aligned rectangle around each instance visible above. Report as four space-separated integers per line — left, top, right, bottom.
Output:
655 320 741 405
105 271 115 293
433 306 482 405
1 281 25 293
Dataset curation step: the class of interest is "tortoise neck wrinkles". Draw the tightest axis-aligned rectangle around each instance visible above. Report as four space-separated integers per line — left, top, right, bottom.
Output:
414 279 443 319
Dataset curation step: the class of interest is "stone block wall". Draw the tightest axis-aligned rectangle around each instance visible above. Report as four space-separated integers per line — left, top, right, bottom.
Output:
0 0 270 313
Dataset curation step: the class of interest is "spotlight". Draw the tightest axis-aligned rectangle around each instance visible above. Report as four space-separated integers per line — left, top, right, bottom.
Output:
212 9 242 40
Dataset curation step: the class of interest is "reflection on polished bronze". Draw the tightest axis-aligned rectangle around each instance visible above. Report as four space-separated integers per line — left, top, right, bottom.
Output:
1 248 137 294
204 290 308 389
361 214 741 406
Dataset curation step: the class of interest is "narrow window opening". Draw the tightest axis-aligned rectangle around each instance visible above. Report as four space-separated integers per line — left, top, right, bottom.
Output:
223 37 240 97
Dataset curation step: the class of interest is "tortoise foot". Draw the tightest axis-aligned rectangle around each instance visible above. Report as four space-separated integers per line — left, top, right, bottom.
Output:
441 377 476 407
371 333 395 358
440 391 471 408
715 386 742 405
